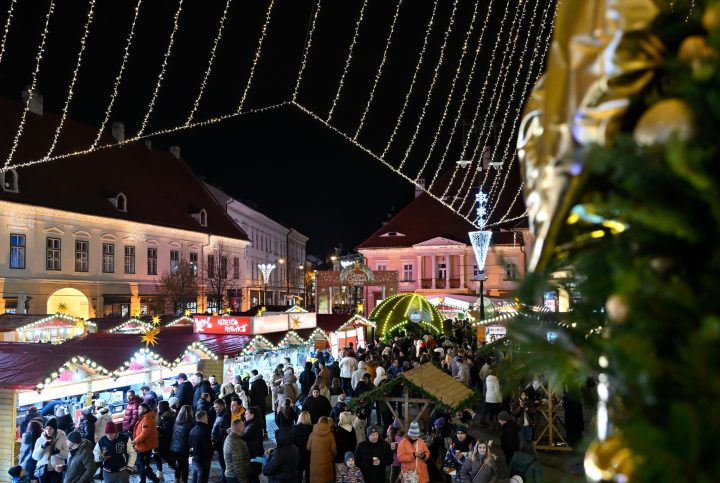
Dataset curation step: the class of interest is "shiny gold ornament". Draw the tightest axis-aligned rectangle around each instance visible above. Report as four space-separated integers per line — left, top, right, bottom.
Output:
517 0 665 271
75 318 86 331
703 2 720 31
678 35 714 64
605 294 629 324
152 315 161 326
584 435 636 482
140 328 161 347
184 308 192 317
633 99 695 146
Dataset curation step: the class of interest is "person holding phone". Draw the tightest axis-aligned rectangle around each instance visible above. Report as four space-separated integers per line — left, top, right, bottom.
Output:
92 422 136 483
31 419 69 483
397 422 430 483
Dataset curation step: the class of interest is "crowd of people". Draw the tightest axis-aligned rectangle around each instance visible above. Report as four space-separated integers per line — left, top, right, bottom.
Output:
12 327 572 483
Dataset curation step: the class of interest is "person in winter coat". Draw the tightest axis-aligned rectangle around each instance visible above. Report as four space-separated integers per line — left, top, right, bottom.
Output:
350 362 368 393
32 418 69 483
292 412 313 483
442 425 476 481
188 411 213 483
153 401 176 478
330 394 349 423
140 386 158 414
211 399 231 483
175 373 195 410
170 405 194 483
353 425 393 483
122 391 143 433
248 371 269 420
483 369 503 430
223 420 250 483
233 385 250 411
372 367 386 388
397 421 430 483
352 374 373 398
498 411 521 464
20 420 42 481
511 390 537 450
262 427 299 483
335 452 363 483
455 358 471 386
192 372 215 409
302 388 332 424
508 446 543 483
275 398 296 430
274 369 300 409
339 354 358 394
334 413 357 474
242 407 264 483
21 407 43 436
93 402 113 445
299 362 316 400
195 393 213 418
209 376 222 397
78 409 97 444
54 406 74 435
221 383 237 409
132 404 159 483
459 440 497 483
306 417 336 483
7 465 29 483
61 432 95 483
93 421 136 483
352 409 367 445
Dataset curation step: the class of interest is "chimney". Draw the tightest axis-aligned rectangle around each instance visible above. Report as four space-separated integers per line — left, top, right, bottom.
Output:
415 179 425 198
144 139 152 150
111 122 125 143
169 146 181 159
21 86 43 115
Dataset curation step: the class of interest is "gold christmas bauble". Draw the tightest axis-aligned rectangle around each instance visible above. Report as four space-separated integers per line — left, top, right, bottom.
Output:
606 294 629 324
703 2 720 31
678 35 714 64
633 99 695 146
584 435 636 482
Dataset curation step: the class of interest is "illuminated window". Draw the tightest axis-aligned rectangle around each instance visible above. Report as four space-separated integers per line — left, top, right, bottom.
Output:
147 248 157 275
46 238 61 271
75 240 89 272
190 252 198 275
102 243 115 273
170 250 180 273
124 246 136 274
10 234 25 269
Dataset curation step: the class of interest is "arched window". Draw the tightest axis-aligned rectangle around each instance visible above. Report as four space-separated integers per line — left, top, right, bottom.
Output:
199 209 207 227
3 168 18 192
116 193 127 212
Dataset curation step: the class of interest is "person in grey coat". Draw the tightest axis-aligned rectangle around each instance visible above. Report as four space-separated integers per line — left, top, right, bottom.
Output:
61 432 96 483
459 440 497 483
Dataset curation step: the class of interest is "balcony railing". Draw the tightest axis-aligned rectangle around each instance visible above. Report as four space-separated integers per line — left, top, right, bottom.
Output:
421 278 432 289
435 278 447 289
449 278 460 288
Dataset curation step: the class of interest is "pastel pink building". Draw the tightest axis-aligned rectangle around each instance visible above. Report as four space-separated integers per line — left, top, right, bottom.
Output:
357 181 530 314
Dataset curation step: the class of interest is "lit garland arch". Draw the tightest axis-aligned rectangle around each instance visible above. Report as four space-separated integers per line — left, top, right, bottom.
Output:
371 293 443 337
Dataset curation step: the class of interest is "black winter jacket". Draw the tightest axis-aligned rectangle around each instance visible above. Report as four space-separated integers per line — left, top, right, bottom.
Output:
334 426 357 463
78 413 97 444
193 380 214 409
188 422 213 464
354 439 394 482
262 428 298 483
156 410 176 457
176 381 194 409
292 423 313 471
242 419 264 457
211 410 231 451
249 376 269 411
170 412 192 455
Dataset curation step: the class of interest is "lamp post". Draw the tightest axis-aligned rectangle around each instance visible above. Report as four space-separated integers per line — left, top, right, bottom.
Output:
278 258 286 305
258 263 276 306
469 189 492 322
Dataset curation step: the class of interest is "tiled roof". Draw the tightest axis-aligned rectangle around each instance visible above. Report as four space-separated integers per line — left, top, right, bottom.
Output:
357 165 527 249
0 98 247 240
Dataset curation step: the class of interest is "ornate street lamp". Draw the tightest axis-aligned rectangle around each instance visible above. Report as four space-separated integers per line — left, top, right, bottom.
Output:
469 189 492 320
258 263 276 306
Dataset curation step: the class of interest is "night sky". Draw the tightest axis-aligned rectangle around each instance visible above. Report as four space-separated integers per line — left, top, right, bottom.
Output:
0 0 551 256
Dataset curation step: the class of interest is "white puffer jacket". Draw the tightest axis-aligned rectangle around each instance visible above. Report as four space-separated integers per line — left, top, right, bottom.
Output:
485 374 502 403
94 409 113 443
32 430 69 471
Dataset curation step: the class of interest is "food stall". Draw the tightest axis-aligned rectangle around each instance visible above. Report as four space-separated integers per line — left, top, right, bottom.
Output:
328 314 375 358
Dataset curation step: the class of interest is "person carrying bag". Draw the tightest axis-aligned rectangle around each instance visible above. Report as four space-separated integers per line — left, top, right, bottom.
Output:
396 422 429 483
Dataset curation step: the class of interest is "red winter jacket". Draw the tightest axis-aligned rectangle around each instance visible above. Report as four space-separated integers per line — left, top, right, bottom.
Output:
122 395 143 432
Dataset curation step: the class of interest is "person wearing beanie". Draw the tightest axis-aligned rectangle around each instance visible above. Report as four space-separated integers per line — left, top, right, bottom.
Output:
354 425 393 483
61 431 95 483
78 407 97 444
261 427 298 483
498 411 521 464
94 404 113 445
168 396 180 411
336 452 363 483
132 403 159 483
54 406 75 435
442 425 475 480
8 465 28 483
32 418 69 482
397 421 430 483
93 420 136 482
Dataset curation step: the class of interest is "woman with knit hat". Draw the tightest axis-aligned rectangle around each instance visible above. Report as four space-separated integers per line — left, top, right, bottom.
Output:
397 421 430 483
31 418 69 483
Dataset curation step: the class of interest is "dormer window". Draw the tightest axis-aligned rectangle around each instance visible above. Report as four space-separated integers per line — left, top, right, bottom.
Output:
2 168 18 192
116 193 127 212
380 231 406 238
191 208 207 227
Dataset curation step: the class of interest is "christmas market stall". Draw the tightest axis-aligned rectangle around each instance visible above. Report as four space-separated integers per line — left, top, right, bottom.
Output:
0 313 93 343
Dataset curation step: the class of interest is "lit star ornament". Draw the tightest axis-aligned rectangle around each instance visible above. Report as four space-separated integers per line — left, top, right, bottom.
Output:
75 318 86 331
356 303 364 314
141 328 160 347
184 308 192 316
152 315 161 326
257 306 267 317
291 316 301 329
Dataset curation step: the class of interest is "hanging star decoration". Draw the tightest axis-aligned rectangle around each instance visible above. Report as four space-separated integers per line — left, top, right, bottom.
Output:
225 308 232 315
291 316 301 329
141 328 161 347
57 303 68 314
152 315 161 326
356 303 364 314
212 311 219 316
75 318 86 331
184 308 192 317
257 306 267 317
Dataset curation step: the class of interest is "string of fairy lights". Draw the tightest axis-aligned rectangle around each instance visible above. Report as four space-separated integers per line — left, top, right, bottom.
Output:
0 0 559 229
185 0 232 126
43 0 96 161
326 0 368 122
2 0 55 170
137 0 185 137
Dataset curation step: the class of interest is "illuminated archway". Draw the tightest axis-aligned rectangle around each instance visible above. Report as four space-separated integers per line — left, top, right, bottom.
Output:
46 288 90 319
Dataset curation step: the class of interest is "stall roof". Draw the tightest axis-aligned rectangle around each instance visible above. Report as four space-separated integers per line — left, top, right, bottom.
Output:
316 314 349 333
0 314 77 332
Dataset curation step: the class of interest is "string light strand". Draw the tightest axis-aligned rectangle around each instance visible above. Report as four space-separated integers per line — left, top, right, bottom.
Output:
237 0 276 113
137 0 185 137
380 0 439 159
0 0 17 71
91 0 143 150
43 0 96 160
397 0 460 171
186 0 232 125
353 0 403 141
292 0 322 102
3 0 56 170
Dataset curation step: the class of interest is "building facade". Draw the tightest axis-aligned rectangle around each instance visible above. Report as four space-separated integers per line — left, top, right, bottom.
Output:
205 183 308 309
0 97 249 318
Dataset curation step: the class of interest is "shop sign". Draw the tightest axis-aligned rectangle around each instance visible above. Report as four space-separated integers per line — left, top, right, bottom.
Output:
193 315 250 334
252 314 289 334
